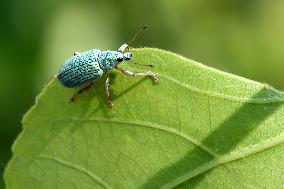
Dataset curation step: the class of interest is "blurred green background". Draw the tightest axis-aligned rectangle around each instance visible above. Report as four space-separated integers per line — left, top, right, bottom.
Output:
1 0 284 188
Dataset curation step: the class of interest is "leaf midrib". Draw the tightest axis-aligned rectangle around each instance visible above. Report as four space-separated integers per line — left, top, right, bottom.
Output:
63 117 218 157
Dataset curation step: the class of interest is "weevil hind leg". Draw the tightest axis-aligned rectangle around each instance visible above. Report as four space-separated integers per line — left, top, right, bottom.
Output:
116 66 159 83
104 72 113 108
69 82 94 102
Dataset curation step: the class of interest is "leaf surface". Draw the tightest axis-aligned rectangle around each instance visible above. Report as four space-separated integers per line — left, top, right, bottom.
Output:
4 48 284 188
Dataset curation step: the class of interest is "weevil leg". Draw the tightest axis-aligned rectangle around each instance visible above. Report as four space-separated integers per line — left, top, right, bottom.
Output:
132 62 154 67
116 66 159 83
118 43 129 52
104 72 113 108
69 82 94 102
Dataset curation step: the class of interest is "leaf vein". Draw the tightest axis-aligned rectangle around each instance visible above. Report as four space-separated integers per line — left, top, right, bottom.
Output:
63 117 218 158
155 73 284 104
161 133 284 189
39 155 112 189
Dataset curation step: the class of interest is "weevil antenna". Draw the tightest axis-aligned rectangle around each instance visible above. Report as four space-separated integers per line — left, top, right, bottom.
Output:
127 25 148 47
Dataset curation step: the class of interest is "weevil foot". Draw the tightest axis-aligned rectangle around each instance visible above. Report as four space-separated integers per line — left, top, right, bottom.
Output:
69 95 76 103
144 71 159 84
108 100 113 108
150 73 159 83
153 77 159 83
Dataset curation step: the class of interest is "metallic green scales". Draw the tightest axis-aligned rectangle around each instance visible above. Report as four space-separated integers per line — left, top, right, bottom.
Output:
57 49 123 88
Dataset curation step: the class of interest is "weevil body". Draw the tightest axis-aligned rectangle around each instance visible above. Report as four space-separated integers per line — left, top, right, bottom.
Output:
57 26 158 107
57 47 132 88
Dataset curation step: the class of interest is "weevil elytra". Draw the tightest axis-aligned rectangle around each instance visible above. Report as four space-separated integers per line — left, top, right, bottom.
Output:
57 26 159 107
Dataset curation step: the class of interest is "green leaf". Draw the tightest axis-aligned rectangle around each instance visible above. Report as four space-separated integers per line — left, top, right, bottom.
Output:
4 48 284 188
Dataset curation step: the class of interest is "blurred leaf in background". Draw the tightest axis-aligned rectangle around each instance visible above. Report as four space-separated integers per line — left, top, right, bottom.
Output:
1 0 284 188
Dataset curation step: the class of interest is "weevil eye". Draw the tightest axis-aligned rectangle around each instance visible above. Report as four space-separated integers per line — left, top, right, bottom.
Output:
124 52 132 61
117 57 123 62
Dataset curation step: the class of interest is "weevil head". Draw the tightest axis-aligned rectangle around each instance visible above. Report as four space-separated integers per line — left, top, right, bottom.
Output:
99 50 133 71
123 52 132 61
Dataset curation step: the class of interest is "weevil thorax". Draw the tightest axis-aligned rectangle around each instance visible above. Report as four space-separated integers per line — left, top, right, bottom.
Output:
98 50 132 71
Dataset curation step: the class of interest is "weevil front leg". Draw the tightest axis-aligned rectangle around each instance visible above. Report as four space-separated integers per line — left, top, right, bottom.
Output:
69 82 94 102
116 66 159 83
104 72 113 108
